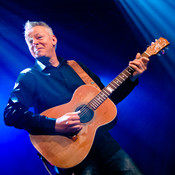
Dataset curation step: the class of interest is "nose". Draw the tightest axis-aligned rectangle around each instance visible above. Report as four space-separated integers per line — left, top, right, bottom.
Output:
32 38 39 46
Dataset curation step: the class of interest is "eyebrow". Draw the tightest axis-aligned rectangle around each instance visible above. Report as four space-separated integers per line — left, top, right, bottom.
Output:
26 32 43 39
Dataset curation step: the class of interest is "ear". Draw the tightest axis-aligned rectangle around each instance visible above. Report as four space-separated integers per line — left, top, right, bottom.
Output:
52 35 57 47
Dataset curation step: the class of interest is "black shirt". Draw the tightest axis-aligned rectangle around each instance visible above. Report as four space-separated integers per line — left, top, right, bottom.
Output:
4 56 138 159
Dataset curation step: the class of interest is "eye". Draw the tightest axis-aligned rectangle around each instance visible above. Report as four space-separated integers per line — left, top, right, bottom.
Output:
28 39 33 44
37 36 43 39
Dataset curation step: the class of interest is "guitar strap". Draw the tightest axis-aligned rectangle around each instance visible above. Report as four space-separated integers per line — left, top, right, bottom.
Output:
67 60 101 91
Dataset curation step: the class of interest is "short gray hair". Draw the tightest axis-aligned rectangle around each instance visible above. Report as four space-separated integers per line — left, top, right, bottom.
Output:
24 20 54 37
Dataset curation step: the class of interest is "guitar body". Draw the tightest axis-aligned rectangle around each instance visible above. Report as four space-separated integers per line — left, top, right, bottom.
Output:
30 85 117 168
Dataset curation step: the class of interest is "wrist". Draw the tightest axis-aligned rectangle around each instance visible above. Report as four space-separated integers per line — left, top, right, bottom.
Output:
130 75 138 82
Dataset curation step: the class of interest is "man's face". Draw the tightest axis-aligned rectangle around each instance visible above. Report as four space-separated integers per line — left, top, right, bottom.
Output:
25 26 57 59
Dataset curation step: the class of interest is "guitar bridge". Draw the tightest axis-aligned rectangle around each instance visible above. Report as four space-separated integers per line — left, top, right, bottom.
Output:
67 134 78 141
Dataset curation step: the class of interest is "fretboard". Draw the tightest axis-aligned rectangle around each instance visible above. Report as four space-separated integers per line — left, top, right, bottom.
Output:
87 52 149 110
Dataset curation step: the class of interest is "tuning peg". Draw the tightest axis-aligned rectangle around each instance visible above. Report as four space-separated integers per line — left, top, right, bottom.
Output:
161 50 165 54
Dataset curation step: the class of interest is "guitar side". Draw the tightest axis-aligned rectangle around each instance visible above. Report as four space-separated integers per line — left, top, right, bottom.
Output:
30 85 117 168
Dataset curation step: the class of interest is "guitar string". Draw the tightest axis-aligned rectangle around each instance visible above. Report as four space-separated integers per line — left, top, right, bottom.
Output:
76 44 167 119
78 82 127 118
78 80 119 116
77 68 133 119
78 68 133 118
77 90 109 119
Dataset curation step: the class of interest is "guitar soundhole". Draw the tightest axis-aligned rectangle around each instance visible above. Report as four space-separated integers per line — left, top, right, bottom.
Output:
75 104 94 123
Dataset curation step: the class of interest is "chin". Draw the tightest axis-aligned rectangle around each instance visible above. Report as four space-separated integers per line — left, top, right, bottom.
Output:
35 54 46 58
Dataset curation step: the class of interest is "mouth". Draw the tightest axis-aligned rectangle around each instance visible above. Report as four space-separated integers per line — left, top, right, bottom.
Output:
36 48 43 51
34 48 44 54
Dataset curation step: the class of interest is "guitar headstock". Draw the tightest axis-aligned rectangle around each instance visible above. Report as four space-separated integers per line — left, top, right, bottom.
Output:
145 37 170 57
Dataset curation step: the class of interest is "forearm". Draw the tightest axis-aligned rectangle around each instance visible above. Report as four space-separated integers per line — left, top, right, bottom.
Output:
4 98 56 135
110 78 138 104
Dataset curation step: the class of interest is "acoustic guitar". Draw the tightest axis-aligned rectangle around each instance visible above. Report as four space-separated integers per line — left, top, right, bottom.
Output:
30 37 169 168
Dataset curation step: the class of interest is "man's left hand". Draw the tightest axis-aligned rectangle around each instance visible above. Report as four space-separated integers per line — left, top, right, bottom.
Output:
129 53 150 82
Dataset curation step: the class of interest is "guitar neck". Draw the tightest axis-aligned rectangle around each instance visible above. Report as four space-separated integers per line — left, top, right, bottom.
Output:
87 52 150 110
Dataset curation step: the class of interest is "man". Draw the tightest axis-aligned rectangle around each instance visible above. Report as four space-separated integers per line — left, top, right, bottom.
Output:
4 21 149 175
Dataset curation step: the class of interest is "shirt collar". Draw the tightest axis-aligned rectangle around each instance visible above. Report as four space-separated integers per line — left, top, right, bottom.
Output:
34 56 67 72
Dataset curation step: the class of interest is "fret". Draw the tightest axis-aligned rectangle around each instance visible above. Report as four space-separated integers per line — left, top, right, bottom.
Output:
94 96 102 104
90 101 100 110
125 69 132 75
142 52 149 58
110 82 117 89
96 95 104 103
89 92 109 110
122 70 130 77
90 98 99 106
103 88 110 95
89 101 97 109
115 77 122 84
124 69 131 75
121 72 128 78
89 105 96 111
102 89 110 96
127 66 135 73
118 75 125 81
86 103 95 111
88 64 136 110
98 94 106 102
106 85 114 93
93 96 103 105
100 92 108 98
113 79 120 86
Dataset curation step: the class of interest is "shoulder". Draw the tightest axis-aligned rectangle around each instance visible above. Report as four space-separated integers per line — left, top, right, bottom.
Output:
17 67 35 83
70 60 105 89
75 61 91 73
67 60 90 74
20 68 32 74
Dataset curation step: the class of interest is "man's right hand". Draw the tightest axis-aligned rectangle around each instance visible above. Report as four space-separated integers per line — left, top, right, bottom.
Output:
55 111 83 135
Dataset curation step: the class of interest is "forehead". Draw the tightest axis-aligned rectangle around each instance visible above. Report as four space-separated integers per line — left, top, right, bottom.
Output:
25 26 49 38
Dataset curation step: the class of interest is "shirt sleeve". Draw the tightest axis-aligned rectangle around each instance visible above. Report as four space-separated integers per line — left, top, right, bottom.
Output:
4 69 56 135
77 61 138 105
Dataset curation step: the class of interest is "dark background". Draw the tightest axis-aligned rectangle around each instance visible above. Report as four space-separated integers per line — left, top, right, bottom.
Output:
0 0 175 174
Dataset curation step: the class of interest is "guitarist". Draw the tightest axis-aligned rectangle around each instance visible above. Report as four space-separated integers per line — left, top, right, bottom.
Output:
4 21 149 175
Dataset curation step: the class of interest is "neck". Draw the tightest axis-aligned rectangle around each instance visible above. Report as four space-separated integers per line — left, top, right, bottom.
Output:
37 54 59 67
49 55 59 67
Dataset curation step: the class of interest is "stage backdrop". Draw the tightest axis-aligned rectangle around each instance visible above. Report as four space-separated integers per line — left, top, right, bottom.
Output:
0 0 175 175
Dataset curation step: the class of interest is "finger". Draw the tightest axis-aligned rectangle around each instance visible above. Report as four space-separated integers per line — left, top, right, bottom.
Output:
66 120 82 126
64 111 81 120
129 61 145 73
129 60 143 69
140 57 150 65
66 111 80 116
131 58 148 68
65 122 83 132
69 115 81 121
70 124 83 131
129 64 142 73
136 53 141 59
